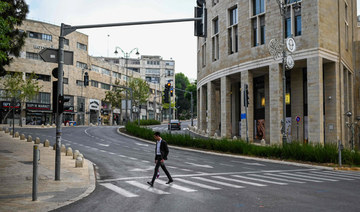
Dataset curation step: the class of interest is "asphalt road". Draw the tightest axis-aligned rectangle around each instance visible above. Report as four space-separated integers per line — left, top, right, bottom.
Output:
13 126 360 212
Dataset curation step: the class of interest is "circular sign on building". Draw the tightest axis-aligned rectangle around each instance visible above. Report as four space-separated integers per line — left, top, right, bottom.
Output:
286 55 294 69
296 116 301 123
286 38 296 53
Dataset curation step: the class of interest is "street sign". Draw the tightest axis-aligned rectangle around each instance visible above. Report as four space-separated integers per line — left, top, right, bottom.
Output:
296 116 301 123
39 48 74 65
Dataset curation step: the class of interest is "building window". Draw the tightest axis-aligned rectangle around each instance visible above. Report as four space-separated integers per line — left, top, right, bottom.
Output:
91 65 100 73
252 0 265 16
145 69 160 75
101 68 110 76
166 69 174 76
28 31 52 41
145 77 160 84
112 72 121 79
165 61 174 66
63 77 68 84
260 16 265 45
212 17 219 61
76 61 87 69
26 52 41 60
64 38 69 46
202 42 206 67
228 6 238 54
284 1 302 38
91 80 99 88
128 67 140 73
101 83 110 90
77 42 87 51
28 92 50 104
76 80 84 86
26 73 50 81
147 61 160 65
345 2 348 50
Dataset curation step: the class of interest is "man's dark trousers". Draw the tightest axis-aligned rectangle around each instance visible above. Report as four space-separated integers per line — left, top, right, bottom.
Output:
151 155 172 184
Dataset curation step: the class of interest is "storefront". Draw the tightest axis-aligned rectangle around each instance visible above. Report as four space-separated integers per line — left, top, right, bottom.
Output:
113 108 120 125
0 101 21 124
89 99 100 124
63 105 75 125
101 102 111 125
26 102 52 125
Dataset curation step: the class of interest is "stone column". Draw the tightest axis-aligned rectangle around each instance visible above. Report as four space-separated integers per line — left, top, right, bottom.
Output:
207 81 217 136
197 88 200 129
264 75 270 143
231 83 240 137
291 68 304 142
199 86 207 132
240 71 254 142
269 63 283 144
307 56 324 145
323 62 341 144
221 76 231 138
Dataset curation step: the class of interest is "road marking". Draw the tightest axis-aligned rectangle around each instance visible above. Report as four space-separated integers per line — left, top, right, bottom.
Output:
136 143 149 147
213 176 267 187
180 169 192 172
109 152 115 155
231 175 288 185
141 160 151 163
192 177 244 188
118 155 126 158
264 173 323 183
156 179 197 192
185 162 213 169
321 171 360 178
219 163 234 167
175 178 221 190
128 157 138 161
133 148 140 151
248 174 305 184
100 150 106 153
126 181 170 195
97 143 109 147
301 172 356 181
100 183 138 198
280 172 338 182
129 167 153 172
314 171 360 179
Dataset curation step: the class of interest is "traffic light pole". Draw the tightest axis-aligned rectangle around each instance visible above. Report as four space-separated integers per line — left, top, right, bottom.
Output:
174 87 194 127
244 84 249 144
168 88 171 134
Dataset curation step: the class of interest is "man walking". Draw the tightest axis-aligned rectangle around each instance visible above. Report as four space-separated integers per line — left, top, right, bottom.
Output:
147 132 173 187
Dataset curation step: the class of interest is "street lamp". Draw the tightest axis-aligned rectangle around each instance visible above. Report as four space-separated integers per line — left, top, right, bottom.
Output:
114 47 139 124
345 111 357 151
273 0 301 145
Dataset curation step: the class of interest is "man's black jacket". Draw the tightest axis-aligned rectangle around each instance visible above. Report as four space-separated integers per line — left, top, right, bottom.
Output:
154 140 169 160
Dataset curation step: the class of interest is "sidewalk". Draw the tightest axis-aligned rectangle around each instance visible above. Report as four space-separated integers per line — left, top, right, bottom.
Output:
0 128 96 212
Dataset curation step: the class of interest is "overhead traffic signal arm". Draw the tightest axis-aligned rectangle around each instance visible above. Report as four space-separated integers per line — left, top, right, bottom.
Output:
194 0 207 37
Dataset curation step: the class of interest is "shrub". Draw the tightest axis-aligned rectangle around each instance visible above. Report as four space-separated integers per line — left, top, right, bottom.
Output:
124 123 360 166
131 119 161 126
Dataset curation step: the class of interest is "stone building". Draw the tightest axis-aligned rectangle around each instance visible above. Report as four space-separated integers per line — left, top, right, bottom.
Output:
197 0 358 147
1 19 175 125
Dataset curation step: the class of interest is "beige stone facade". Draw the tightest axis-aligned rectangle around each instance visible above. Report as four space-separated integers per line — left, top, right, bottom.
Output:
1 19 175 126
197 0 359 148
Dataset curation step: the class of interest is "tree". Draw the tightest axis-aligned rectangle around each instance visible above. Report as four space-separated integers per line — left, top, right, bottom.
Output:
175 73 190 117
128 78 150 122
0 0 29 76
185 80 197 117
103 79 124 124
2 72 41 124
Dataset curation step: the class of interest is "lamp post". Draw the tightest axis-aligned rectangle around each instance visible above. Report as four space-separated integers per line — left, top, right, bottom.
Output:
345 111 357 151
114 47 139 124
274 0 300 145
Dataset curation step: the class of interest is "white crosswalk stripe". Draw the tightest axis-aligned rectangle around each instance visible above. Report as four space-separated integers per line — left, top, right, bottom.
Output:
126 181 170 195
100 183 138 197
212 176 267 187
313 171 360 179
175 178 221 190
264 173 323 182
155 179 197 192
298 172 356 181
247 174 306 184
231 175 288 185
280 172 338 182
321 171 360 178
192 177 245 188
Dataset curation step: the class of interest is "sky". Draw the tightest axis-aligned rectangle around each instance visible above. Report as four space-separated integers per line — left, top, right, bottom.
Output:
26 0 198 81
24 0 360 81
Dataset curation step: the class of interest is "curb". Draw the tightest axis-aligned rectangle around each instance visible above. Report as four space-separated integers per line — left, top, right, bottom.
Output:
116 127 339 171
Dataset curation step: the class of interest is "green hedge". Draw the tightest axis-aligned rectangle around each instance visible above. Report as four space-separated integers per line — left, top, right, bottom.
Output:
125 123 360 166
131 119 161 126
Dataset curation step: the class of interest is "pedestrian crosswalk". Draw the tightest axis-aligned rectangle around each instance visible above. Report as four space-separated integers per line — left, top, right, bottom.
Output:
100 169 360 198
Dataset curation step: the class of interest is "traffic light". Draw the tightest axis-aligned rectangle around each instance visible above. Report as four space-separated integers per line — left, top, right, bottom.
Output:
84 72 89 87
164 84 169 103
58 95 71 114
244 84 249 107
52 81 58 113
170 87 174 97
194 0 207 37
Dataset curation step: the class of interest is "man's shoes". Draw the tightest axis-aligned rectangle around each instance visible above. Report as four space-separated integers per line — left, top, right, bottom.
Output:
147 181 153 187
166 180 173 184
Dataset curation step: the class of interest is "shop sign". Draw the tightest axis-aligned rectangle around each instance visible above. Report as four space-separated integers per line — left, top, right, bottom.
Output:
2 101 21 109
64 106 74 112
26 103 51 110
89 99 100 110
113 109 120 114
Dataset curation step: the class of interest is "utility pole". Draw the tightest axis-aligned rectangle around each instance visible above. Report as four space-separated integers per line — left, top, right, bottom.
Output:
168 86 172 134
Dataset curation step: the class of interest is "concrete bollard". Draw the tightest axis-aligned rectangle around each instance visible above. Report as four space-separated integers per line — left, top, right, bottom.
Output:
41 124 44 128
15 132 19 138
75 156 83 168
35 137 41 144
52 124 56 127
0 127 3 131
5 128 9 133
73 150 80 159
27 135 32 142
44 139 50 147
79 154 85 166
233 136 237 140
60 144 66 153
66 147 73 156
20 134 25 140
261 139 266 146
53 143 56 150
46 124 50 128
10 130 14 135
214 133 218 138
